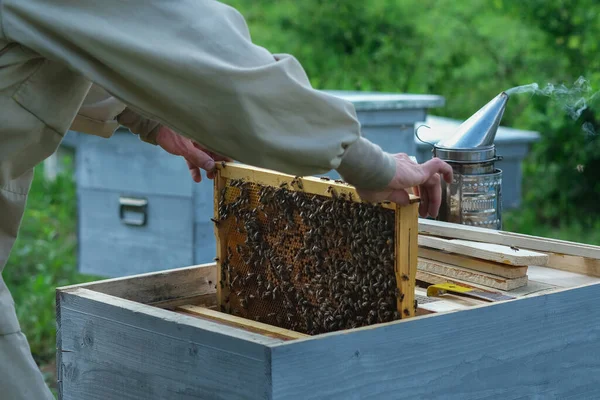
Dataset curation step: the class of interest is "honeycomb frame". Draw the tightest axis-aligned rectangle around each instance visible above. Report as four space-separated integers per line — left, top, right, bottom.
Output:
213 162 419 335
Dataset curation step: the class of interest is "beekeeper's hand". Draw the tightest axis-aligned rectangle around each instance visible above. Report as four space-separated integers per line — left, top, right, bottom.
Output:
156 126 232 182
356 154 453 218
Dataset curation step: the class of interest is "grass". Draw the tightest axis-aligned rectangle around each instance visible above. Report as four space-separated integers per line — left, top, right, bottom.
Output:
2 153 598 398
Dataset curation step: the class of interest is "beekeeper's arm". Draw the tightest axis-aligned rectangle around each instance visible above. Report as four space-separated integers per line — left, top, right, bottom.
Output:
2 0 395 189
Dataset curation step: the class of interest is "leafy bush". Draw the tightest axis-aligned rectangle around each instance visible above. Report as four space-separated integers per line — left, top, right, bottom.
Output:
224 0 600 229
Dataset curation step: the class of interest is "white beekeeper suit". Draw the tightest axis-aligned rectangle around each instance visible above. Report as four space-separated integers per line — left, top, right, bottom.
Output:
0 0 396 398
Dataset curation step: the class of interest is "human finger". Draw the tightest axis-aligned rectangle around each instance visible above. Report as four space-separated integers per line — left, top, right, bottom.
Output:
421 158 453 184
418 183 429 217
426 174 442 218
186 159 202 183
185 144 216 173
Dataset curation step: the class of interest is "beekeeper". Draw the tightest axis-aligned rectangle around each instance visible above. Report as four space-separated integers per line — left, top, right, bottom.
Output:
0 1 452 398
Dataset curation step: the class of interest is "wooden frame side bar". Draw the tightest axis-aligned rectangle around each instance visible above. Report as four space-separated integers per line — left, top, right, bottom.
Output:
397 202 419 318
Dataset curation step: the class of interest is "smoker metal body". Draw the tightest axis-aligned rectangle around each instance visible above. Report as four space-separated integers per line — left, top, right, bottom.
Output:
431 92 509 230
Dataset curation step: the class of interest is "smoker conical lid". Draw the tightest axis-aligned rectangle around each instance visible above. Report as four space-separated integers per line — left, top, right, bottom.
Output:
436 92 509 150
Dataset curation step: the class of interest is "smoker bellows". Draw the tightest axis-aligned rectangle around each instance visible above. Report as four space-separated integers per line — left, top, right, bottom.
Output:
433 92 508 230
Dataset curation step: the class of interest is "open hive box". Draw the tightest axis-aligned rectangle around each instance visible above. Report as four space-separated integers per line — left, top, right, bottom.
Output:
56 163 600 400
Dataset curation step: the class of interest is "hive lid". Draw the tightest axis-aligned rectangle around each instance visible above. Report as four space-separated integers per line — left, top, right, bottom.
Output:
434 92 509 163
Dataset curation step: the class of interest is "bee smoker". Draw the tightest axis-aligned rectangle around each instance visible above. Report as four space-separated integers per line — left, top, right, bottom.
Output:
432 92 508 230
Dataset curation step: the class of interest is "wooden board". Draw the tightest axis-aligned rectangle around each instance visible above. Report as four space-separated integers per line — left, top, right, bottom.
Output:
418 235 548 266
177 305 308 340
526 265 600 288
419 219 600 260
546 253 600 277
59 262 217 305
418 258 528 291
56 288 276 400
418 247 527 278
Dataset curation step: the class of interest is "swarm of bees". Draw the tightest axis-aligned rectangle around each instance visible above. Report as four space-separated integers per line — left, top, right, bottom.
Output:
214 177 402 335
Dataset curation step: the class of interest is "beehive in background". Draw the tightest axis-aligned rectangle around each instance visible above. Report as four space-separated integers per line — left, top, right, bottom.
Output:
213 163 419 335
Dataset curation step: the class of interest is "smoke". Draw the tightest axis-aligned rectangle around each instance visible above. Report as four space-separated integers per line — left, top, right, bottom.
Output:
506 76 598 136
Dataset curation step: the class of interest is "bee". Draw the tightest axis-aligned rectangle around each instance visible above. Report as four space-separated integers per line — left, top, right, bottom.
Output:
221 161 227 168
510 246 520 252
240 298 248 309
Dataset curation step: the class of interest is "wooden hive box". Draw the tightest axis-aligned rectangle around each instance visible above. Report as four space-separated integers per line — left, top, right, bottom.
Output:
56 165 600 399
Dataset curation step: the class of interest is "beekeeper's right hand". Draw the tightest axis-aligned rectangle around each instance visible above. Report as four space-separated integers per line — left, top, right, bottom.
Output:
354 154 453 218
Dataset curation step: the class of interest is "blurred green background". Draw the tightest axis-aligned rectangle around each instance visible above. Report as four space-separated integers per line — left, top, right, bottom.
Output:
4 0 599 394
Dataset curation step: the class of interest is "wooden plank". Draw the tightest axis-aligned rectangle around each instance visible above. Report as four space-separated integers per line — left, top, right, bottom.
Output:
216 162 419 207
546 253 600 277
149 293 217 310
58 263 217 305
177 305 308 340
526 265 600 288
56 288 277 400
418 258 528 291
419 219 600 260
269 282 600 400
418 235 548 266
418 247 527 278
396 202 419 317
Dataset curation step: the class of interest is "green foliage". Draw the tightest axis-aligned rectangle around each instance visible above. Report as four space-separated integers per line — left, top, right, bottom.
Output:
3 157 98 391
224 0 600 231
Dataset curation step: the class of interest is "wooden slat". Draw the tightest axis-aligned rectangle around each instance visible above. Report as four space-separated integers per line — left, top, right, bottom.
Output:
177 305 308 340
216 162 419 207
417 258 528 291
419 219 600 260
418 235 548 266
546 253 600 277
57 263 217 305
396 202 419 317
526 265 600 288
270 282 600 399
418 247 527 278
149 293 217 310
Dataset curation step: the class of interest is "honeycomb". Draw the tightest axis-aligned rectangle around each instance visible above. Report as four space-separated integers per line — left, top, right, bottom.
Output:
215 177 404 335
